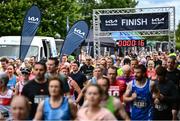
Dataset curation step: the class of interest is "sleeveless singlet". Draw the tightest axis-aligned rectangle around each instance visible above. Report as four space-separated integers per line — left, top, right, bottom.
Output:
0 89 13 106
7 75 16 90
131 79 153 120
43 96 71 120
105 96 115 113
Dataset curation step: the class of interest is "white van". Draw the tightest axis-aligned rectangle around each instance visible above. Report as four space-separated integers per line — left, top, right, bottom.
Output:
54 38 64 55
0 36 58 61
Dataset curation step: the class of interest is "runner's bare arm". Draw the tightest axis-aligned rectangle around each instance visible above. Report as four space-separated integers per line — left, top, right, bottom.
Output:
14 83 19 95
33 101 44 120
68 98 78 120
71 80 81 94
114 97 130 121
123 81 136 103
150 80 159 98
75 80 91 103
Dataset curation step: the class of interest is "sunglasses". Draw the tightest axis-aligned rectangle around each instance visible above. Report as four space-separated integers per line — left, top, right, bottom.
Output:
22 72 30 75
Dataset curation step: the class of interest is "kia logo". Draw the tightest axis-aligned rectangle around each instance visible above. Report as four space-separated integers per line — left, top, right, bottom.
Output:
105 19 118 24
28 16 39 24
74 28 85 38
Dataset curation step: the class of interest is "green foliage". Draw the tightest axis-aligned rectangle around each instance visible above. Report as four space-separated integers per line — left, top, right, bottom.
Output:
99 0 137 8
0 0 82 38
176 22 180 43
145 36 168 42
77 0 138 27
32 0 83 37
0 0 137 38
0 0 31 36
176 42 180 49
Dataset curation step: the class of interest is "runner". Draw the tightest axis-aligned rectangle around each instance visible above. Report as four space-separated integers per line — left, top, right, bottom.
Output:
6 64 17 90
123 64 158 120
34 75 77 120
21 61 49 119
97 77 130 120
8 95 30 120
76 84 117 121
0 72 13 106
59 65 81 103
14 67 31 95
153 66 178 120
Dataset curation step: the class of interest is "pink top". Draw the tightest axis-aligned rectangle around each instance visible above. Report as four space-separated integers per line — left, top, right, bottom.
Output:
146 68 156 80
77 107 117 121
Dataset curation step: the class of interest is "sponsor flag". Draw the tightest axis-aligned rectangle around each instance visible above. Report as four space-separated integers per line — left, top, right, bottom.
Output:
60 20 89 58
19 5 41 60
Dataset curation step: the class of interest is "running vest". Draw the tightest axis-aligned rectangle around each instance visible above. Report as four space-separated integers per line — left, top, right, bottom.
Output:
0 89 13 106
7 75 16 90
43 97 71 120
131 79 153 120
105 96 115 113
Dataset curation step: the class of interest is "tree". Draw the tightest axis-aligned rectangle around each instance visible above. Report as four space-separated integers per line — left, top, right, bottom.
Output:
0 0 31 36
99 0 137 8
0 0 138 37
176 21 180 43
0 0 82 38
77 0 138 26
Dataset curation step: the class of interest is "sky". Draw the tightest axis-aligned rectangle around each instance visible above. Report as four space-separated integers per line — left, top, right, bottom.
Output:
136 0 180 29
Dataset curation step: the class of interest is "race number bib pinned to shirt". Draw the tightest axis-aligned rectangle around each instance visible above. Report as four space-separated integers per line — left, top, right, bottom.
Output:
133 100 147 108
108 86 120 97
155 103 168 111
34 95 48 104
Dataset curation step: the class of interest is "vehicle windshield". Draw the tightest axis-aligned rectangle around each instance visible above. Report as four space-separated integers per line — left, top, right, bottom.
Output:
0 45 39 59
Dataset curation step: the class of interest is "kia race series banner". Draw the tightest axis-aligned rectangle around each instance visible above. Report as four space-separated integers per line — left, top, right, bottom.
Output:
19 5 41 60
100 12 169 31
60 20 89 58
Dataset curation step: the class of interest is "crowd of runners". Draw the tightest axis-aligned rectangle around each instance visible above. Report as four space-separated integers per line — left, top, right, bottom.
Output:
0 49 180 120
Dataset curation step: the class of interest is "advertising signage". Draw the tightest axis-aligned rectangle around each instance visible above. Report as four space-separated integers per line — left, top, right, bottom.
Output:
118 40 146 47
100 12 169 31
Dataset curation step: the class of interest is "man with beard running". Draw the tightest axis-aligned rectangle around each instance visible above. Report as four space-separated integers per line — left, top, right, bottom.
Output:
22 62 49 119
123 64 158 120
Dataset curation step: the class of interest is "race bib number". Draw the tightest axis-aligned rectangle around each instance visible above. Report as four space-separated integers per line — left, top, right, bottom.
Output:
108 86 120 97
133 100 147 108
34 95 48 104
155 103 168 111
